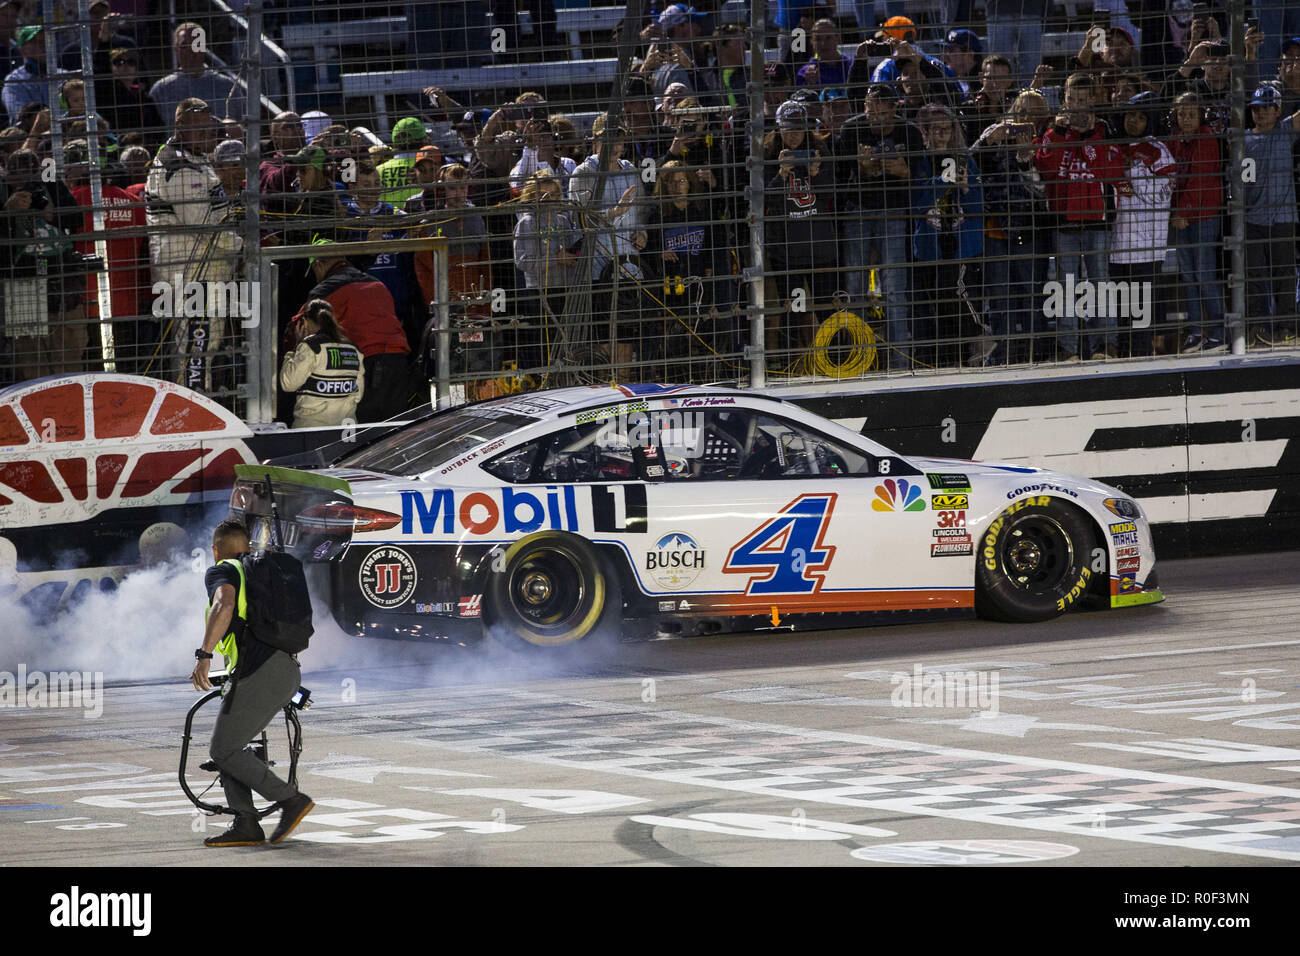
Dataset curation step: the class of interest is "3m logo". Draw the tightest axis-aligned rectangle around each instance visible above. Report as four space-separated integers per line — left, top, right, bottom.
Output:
873 479 925 512
723 493 836 595
932 493 968 509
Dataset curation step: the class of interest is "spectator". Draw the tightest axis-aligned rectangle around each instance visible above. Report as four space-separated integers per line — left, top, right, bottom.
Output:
797 19 853 91
972 91 1050 365
983 0 1046 85
283 144 348 246
570 114 646 369
510 118 577 198
647 159 719 376
279 298 364 428
58 0 135 72
819 88 853 135
764 99 836 356
450 107 491 166
1110 92 1177 356
1240 85 1299 346
1034 73 1124 360
911 103 985 368
300 111 332 142
299 239 412 423
961 54 1018 145
62 138 151 373
835 82 921 370
212 138 245 198
941 29 983 98
513 170 578 371
119 145 151 199
148 23 246 131
4 25 64 127
342 161 419 348
1076 24 1139 73
772 0 818 66
416 162 489 317
96 46 165 150
379 117 435 207
258 111 305 220
1163 39 1233 133
470 128 522 303
1256 0 1300 79
1168 91 1227 354
713 22 749 121
622 76 659 164
0 0 19 81
145 98 243 390
0 148 85 380
548 115 586 165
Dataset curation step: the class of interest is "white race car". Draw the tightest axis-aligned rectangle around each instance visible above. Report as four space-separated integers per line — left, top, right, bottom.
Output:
230 384 1163 648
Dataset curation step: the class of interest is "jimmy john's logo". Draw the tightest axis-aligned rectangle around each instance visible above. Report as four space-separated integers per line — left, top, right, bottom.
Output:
646 531 705 590
359 546 417 608
932 493 968 509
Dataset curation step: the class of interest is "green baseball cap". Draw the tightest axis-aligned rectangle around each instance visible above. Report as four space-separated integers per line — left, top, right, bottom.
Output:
16 25 43 45
306 236 341 273
391 116 426 147
286 144 328 174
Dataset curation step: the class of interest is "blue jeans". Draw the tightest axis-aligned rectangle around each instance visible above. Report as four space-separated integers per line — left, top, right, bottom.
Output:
1174 218 1225 341
984 233 1036 363
1054 226 1116 355
986 15 1045 86
841 212 911 369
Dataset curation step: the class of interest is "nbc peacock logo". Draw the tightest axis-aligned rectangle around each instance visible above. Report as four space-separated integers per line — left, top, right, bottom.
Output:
872 478 926 513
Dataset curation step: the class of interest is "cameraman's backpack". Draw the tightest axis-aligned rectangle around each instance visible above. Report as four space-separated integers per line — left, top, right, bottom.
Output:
238 550 314 654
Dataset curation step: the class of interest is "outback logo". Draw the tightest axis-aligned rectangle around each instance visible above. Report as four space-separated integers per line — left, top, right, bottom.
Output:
873 479 925 512
647 531 706 590
932 493 968 509
359 547 417 608
926 473 970 491
1007 483 1078 499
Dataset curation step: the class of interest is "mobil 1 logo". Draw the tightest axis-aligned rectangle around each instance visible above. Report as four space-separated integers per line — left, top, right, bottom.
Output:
359 546 418 608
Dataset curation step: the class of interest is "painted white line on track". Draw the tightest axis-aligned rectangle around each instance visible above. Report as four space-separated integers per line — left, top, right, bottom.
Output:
1099 640 1300 660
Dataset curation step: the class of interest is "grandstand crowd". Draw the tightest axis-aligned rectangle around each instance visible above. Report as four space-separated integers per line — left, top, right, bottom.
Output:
2 1 1299 425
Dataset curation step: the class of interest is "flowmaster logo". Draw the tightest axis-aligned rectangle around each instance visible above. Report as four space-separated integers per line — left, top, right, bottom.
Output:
50 886 151 936
0 666 102 718
890 664 999 716
1043 274 1151 328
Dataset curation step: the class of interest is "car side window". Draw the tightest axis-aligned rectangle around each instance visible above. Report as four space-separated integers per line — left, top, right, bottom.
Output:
660 410 875 480
482 420 636 483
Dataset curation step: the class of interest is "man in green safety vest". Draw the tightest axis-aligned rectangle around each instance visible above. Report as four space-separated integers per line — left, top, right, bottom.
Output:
378 116 439 207
191 518 314 847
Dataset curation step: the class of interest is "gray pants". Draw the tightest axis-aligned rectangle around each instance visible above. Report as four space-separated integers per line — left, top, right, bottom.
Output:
209 650 301 816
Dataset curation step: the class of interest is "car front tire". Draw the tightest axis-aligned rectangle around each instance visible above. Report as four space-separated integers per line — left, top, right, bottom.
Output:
975 496 1097 623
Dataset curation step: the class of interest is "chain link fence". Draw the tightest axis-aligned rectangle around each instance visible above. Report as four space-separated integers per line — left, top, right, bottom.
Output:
2 1 1298 423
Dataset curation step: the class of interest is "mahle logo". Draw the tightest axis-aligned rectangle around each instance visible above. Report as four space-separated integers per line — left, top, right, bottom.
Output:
872 478 925 512
1043 273 1151 328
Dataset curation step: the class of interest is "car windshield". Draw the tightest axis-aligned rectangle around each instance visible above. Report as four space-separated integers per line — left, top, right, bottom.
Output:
336 407 538 477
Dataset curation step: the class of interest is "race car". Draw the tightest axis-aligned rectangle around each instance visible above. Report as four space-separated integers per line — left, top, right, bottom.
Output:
228 384 1163 649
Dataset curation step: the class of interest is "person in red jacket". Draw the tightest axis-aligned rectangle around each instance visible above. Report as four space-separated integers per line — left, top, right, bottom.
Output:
1034 73 1124 360
293 239 412 423
62 139 152 372
1168 91 1227 353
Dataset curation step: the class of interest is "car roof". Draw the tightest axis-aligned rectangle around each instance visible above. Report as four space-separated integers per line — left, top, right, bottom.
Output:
473 383 752 423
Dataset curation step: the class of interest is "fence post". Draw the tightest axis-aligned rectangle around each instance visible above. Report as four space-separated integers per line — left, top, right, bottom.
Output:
746 0 767 388
245 0 272 421
1226 0 1248 355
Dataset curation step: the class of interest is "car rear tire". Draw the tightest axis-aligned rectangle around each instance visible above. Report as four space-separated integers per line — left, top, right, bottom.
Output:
485 532 622 650
975 497 1097 623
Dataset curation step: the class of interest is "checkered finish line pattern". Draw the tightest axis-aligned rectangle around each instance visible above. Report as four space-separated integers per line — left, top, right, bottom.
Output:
310 690 1300 861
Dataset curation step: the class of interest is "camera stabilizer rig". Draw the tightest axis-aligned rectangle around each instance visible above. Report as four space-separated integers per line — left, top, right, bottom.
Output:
178 673 312 818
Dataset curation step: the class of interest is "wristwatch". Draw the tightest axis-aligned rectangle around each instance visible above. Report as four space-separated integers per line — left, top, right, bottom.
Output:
195 649 214 660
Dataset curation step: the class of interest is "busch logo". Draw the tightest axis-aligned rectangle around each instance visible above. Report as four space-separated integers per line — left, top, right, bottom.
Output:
646 531 706 590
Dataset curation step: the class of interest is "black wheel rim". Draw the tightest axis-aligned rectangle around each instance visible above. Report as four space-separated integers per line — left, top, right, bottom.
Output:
508 547 586 629
998 514 1074 593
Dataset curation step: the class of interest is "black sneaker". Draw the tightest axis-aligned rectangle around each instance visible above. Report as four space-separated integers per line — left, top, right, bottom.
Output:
203 816 265 848
1252 327 1275 347
268 792 314 844
1202 337 1227 354
1278 326 1298 344
1180 333 1204 354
